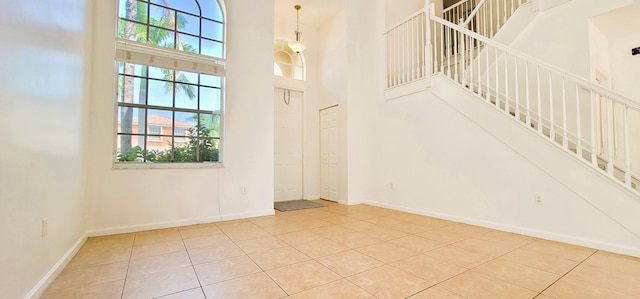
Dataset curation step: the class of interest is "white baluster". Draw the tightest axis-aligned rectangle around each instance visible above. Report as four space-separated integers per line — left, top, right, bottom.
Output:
393 29 397 87
525 61 531 127
606 97 614 175
537 65 543 134
477 38 482 96
454 27 459 82
392 29 396 87
411 17 416 81
390 32 394 88
446 27 451 77
440 22 445 73
468 34 473 90
503 0 507 27
494 48 499 108
486 43 491 101
423 2 429 78
549 71 555 141
590 90 598 167
505 54 510 114
402 21 407 84
464 32 469 86
623 105 632 187
562 76 568 149
489 0 494 37
575 83 583 158
482 3 487 36
515 56 520 120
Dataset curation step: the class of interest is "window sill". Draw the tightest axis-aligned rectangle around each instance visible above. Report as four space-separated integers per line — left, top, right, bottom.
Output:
113 162 223 170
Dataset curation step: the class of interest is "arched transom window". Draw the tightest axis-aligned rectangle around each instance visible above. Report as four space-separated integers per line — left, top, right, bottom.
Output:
274 39 305 80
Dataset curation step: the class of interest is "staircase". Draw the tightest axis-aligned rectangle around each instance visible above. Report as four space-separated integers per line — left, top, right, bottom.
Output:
386 0 640 194
383 0 640 242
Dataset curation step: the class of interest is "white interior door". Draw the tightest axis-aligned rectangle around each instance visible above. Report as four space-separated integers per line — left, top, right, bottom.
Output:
274 88 303 202
320 106 338 201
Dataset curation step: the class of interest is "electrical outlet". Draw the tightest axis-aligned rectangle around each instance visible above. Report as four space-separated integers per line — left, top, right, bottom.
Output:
42 218 48 238
389 182 395 190
535 195 543 205
241 186 247 194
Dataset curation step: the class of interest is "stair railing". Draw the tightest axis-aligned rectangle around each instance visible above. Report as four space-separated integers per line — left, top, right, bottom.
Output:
443 0 479 26
385 9 429 89
444 0 530 38
385 1 640 193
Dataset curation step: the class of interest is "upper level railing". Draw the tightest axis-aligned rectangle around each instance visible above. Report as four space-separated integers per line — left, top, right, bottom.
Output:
444 0 529 37
385 9 428 89
443 0 480 25
385 1 640 193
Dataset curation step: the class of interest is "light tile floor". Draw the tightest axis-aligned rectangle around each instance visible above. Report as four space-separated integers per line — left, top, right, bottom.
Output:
42 200 640 298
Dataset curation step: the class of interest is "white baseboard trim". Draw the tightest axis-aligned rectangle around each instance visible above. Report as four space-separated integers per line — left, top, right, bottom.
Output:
364 200 640 258
87 209 275 237
28 209 275 297
25 233 88 299
305 195 321 200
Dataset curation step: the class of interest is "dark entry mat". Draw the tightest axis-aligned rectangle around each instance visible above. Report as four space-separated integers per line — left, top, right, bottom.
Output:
274 200 327 212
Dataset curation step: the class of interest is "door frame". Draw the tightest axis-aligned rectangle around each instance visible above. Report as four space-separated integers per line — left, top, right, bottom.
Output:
319 104 339 202
274 86 305 202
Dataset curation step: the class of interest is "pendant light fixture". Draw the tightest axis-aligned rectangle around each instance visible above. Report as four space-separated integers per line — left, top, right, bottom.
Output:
288 5 306 53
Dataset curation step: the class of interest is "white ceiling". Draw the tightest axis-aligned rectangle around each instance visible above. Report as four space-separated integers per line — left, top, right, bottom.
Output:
274 0 346 28
591 2 640 41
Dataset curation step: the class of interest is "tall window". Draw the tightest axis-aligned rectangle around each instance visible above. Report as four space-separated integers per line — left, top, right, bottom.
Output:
115 0 225 164
274 39 305 80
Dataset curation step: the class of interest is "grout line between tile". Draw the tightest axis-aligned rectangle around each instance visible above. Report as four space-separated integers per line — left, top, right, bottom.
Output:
533 250 599 298
418 235 538 297
181 235 204 291
120 235 136 299
151 287 203 299
261 263 293 296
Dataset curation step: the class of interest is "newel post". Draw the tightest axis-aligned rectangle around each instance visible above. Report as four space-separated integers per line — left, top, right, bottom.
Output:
424 0 433 87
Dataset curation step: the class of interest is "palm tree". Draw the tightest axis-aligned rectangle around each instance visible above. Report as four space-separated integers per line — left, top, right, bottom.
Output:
119 0 139 158
118 0 197 161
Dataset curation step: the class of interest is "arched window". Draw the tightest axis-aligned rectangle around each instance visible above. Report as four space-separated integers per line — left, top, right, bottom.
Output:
114 0 226 164
274 39 305 80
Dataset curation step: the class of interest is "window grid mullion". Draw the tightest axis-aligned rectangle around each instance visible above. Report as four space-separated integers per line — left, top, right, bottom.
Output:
143 64 150 162
118 101 220 115
120 72 221 90
115 0 223 164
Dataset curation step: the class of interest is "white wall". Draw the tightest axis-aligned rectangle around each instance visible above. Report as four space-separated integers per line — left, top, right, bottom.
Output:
318 9 349 203
367 76 640 257
609 38 640 101
510 0 632 78
85 0 275 234
345 0 366 204
316 0 380 205
386 0 425 28
587 22 611 84
0 0 90 297
596 2 640 102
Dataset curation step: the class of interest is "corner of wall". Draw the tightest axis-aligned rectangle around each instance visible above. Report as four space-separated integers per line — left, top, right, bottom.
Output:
24 234 88 299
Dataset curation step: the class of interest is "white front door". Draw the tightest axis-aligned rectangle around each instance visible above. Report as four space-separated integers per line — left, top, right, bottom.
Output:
320 106 338 201
274 88 303 202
